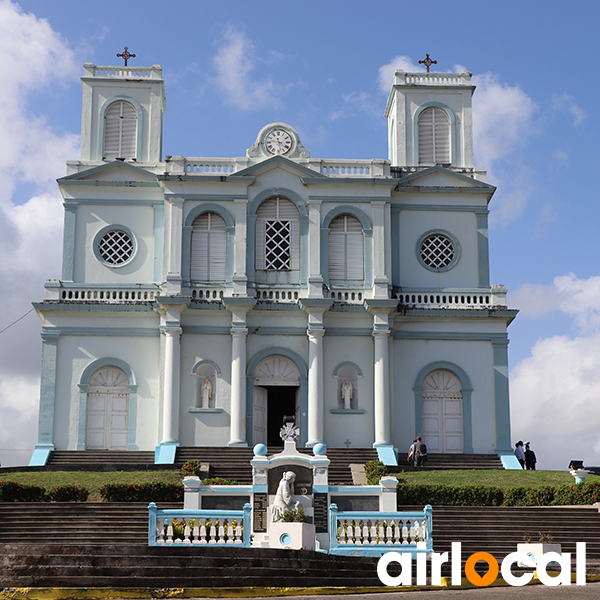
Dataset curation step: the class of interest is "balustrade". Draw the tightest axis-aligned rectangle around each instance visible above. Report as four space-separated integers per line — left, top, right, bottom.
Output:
190 288 225 302
329 505 432 554
55 287 156 303
396 288 507 309
148 503 251 547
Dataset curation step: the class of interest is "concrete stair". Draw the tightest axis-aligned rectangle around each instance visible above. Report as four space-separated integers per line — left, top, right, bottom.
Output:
175 446 379 485
44 450 158 471
395 453 504 471
0 545 383 588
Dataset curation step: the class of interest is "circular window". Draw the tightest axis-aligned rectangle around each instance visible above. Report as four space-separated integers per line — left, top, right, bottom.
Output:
418 231 459 272
94 227 136 267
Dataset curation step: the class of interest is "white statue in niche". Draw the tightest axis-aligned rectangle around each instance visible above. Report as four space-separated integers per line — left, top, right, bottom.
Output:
342 378 353 410
271 471 301 522
201 377 212 408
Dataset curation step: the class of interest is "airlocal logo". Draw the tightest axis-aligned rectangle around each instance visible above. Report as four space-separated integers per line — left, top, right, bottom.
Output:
377 542 586 587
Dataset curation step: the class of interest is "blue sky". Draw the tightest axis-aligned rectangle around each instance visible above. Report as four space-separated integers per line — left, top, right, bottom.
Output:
0 0 599 469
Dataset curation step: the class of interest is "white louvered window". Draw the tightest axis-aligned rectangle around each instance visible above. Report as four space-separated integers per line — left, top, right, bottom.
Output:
255 197 300 271
418 107 450 165
328 215 364 281
191 212 227 282
103 101 137 160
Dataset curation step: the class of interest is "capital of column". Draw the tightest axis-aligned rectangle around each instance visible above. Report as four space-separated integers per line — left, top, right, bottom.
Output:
230 327 248 337
307 327 325 339
163 326 182 337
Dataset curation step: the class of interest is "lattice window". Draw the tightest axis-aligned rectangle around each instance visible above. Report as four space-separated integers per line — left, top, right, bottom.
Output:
98 230 134 265
420 234 455 270
265 220 291 270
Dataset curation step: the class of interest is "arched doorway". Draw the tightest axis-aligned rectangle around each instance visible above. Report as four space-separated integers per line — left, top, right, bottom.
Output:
422 369 463 453
253 355 300 446
86 366 129 449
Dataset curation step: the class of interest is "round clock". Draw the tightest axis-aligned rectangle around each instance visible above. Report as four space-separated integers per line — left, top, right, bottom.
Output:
265 128 293 155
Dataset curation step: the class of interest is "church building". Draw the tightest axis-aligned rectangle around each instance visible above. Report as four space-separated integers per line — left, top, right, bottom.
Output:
30 60 518 467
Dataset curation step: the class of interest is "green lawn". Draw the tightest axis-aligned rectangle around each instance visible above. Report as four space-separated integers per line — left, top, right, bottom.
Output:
1 468 580 502
389 469 576 488
0 470 183 501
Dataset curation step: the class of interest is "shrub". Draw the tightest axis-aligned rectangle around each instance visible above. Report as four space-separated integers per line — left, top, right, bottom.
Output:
396 483 504 506
0 481 48 502
280 506 311 523
48 485 89 502
503 485 556 506
201 477 240 486
181 459 202 477
100 482 183 502
364 460 388 485
552 482 600 505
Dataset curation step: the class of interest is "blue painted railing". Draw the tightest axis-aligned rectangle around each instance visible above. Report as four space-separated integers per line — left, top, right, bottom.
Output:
329 504 433 556
148 502 252 547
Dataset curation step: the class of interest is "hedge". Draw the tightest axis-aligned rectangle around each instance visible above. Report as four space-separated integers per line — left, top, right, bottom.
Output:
100 482 183 502
0 481 88 502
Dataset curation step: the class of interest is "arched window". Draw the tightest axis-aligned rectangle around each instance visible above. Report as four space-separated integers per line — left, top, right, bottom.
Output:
418 107 450 165
255 197 300 271
328 214 364 281
336 364 359 410
103 101 137 160
190 212 227 282
422 369 463 453
194 363 218 409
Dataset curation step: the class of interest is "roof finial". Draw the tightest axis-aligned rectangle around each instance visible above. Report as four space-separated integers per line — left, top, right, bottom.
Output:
418 53 437 73
117 46 136 66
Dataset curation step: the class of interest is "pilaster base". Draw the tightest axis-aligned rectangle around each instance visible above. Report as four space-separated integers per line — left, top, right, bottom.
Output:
29 444 54 467
374 444 398 466
227 439 249 447
155 441 180 464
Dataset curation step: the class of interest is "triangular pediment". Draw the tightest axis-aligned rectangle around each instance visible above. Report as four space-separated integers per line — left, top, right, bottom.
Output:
234 155 326 179
396 166 495 190
58 161 158 184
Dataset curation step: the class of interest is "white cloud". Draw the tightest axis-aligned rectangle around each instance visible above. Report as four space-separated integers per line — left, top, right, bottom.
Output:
510 273 600 469
212 25 282 112
330 91 380 122
0 1 79 466
552 92 587 127
378 55 425 93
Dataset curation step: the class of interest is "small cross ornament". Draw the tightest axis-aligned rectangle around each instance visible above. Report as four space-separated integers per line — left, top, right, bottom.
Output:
117 46 136 66
344 438 352 448
418 53 437 73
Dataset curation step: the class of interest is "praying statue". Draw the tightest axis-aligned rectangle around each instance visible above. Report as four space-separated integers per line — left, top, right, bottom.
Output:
342 378 353 410
201 377 212 408
271 471 301 522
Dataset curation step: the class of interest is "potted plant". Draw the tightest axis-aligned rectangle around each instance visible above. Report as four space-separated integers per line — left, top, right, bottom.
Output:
269 506 316 551
517 532 561 567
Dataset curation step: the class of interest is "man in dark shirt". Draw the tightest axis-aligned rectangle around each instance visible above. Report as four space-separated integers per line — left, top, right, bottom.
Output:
414 436 428 467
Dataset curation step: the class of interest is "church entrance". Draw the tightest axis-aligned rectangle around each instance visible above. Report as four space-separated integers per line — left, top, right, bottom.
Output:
252 355 301 447
422 369 464 453
86 366 129 450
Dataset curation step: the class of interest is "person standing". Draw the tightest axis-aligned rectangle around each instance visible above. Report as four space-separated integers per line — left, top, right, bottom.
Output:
514 441 525 469
525 442 537 470
407 439 417 464
414 436 428 467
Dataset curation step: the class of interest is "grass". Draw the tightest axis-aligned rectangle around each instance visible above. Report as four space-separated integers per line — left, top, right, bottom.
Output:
0 470 183 501
389 469 576 488
1 468 580 502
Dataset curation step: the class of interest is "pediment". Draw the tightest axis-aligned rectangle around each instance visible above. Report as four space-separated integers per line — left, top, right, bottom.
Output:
58 161 158 184
396 166 495 190
234 155 326 179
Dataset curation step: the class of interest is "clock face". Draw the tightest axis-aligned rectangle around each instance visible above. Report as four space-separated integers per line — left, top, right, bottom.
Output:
265 129 293 155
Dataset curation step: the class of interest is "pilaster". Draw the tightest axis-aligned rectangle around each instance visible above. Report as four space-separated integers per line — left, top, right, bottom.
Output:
307 199 323 297
371 201 390 298
233 198 248 296
166 198 184 295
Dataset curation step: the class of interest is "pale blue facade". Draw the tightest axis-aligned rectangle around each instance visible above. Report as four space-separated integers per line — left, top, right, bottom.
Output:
30 63 518 467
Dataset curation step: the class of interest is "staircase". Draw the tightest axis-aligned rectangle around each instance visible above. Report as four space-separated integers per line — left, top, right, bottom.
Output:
397 453 504 471
175 446 379 484
403 504 600 562
45 450 157 471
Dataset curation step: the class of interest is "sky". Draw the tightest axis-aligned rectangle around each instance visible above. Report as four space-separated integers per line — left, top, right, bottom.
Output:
0 0 599 471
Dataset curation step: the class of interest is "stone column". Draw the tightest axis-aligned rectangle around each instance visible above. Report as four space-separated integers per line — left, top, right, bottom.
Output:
162 325 182 443
166 198 184 295
301 300 332 447
232 198 248 296
224 298 255 447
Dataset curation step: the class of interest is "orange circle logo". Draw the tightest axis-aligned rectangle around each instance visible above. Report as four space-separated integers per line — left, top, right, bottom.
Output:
464 552 499 587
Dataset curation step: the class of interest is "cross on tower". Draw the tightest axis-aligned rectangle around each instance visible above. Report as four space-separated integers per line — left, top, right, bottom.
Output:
418 53 437 73
117 46 136 66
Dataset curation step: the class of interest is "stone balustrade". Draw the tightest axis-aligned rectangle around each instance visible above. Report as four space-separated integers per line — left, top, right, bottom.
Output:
396 286 507 309
190 287 225 302
318 159 389 178
394 70 471 87
44 281 157 303
148 502 252 546
83 63 162 79
254 287 306 303
329 504 433 556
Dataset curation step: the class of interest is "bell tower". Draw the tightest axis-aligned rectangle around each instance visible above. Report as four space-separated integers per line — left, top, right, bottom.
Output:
79 61 166 164
384 68 475 168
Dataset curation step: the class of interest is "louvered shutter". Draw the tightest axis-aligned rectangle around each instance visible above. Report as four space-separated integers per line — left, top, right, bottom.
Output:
329 215 364 281
104 101 137 160
418 108 449 165
191 213 226 282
